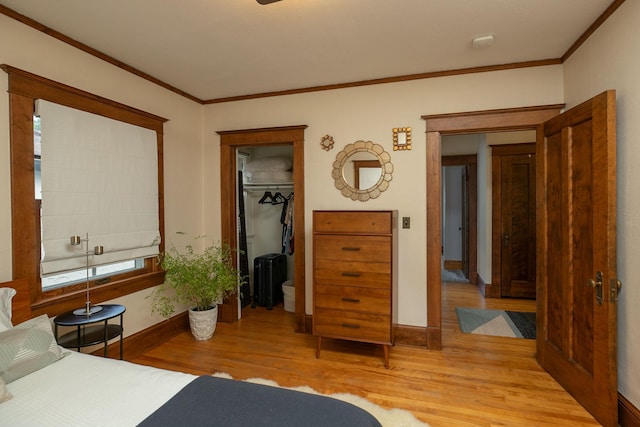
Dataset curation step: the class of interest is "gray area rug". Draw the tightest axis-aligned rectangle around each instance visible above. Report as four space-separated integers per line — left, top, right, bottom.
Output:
455 307 536 339
441 269 468 283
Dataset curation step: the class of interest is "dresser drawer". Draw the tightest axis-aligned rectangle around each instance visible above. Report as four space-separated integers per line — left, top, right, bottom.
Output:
314 308 391 343
314 284 390 314
314 211 393 234
314 259 390 288
314 235 391 263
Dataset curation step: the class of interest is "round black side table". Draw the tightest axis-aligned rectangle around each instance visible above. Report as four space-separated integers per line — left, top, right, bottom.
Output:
54 304 125 359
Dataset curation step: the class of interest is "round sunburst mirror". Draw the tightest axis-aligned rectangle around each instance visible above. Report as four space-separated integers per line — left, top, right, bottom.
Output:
331 140 393 201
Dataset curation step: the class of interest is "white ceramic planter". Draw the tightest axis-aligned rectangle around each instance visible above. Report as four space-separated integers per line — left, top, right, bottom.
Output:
188 305 218 340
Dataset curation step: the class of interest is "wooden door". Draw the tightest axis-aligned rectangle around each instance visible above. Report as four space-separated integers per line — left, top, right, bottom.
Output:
536 90 619 427
499 147 536 298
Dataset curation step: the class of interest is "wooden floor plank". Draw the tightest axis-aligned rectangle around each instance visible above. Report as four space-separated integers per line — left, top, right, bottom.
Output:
131 282 599 426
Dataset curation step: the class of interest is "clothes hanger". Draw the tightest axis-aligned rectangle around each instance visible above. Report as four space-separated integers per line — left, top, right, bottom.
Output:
258 191 274 204
272 192 286 205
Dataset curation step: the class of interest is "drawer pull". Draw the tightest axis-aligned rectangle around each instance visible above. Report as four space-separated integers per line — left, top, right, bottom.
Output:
341 323 361 329
341 297 360 304
341 272 361 277
341 247 361 251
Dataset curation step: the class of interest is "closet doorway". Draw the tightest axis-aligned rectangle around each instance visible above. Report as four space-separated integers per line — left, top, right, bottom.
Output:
218 126 307 333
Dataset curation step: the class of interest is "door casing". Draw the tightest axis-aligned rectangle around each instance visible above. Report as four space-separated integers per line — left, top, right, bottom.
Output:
218 125 307 333
422 104 564 349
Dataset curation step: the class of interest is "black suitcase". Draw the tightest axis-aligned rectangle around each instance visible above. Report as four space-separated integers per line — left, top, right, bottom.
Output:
252 253 287 310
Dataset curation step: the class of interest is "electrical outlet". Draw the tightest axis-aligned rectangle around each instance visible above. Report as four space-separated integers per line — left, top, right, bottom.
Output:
402 217 410 229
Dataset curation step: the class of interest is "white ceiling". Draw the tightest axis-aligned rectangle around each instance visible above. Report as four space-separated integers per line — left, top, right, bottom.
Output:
1 0 614 102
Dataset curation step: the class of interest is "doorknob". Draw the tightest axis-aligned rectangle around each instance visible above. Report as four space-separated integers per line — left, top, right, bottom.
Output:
503 232 510 247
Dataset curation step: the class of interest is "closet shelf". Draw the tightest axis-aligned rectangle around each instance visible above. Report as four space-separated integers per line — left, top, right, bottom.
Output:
243 182 294 191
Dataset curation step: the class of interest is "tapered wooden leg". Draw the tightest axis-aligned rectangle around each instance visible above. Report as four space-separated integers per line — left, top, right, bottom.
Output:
383 344 390 369
316 336 322 359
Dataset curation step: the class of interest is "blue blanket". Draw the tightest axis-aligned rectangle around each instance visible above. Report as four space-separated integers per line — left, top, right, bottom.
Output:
138 376 382 426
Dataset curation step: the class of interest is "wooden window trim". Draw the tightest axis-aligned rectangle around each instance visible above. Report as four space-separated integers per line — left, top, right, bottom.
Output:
2 64 167 317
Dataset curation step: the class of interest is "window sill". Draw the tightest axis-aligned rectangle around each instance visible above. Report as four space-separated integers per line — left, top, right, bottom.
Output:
31 270 165 317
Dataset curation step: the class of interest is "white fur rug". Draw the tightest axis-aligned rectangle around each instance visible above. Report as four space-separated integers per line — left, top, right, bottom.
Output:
212 372 429 427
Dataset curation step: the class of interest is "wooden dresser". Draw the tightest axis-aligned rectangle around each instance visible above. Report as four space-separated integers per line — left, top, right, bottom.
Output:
312 210 397 368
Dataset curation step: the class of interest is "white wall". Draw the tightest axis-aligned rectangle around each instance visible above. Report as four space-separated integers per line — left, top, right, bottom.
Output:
562 0 640 409
443 166 464 262
476 134 491 283
0 14 204 338
203 66 564 326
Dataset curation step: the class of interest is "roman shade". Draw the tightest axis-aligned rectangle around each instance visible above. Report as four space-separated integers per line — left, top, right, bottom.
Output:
38 100 161 275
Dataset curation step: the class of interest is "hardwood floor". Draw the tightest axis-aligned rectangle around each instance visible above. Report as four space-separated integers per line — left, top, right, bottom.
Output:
131 282 599 426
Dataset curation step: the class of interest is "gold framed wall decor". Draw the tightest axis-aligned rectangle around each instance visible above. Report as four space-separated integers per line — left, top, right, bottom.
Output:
320 134 334 151
393 127 412 151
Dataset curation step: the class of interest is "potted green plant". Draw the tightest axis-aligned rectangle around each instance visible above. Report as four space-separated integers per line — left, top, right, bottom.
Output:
150 234 244 340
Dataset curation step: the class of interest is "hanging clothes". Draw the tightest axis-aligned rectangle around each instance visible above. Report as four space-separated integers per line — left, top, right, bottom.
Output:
280 193 294 255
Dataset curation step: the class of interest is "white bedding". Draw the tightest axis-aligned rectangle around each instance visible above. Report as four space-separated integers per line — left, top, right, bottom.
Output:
1 351 196 426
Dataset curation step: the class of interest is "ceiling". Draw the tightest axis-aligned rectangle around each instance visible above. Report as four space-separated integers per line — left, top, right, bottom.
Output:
0 0 616 103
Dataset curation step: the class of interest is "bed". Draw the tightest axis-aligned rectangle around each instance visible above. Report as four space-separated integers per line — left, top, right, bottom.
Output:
0 279 382 427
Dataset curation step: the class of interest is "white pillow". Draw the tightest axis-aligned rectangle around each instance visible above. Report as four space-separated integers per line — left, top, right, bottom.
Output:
0 288 16 332
244 156 292 172
0 314 68 383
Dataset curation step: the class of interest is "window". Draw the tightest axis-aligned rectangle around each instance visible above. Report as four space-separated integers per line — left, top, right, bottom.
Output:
3 65 166 316
34 115 145 292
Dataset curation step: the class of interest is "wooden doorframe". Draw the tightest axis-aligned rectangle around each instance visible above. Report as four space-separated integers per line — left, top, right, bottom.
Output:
441 155 477 285
422 105 563 349
217 125 307 333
